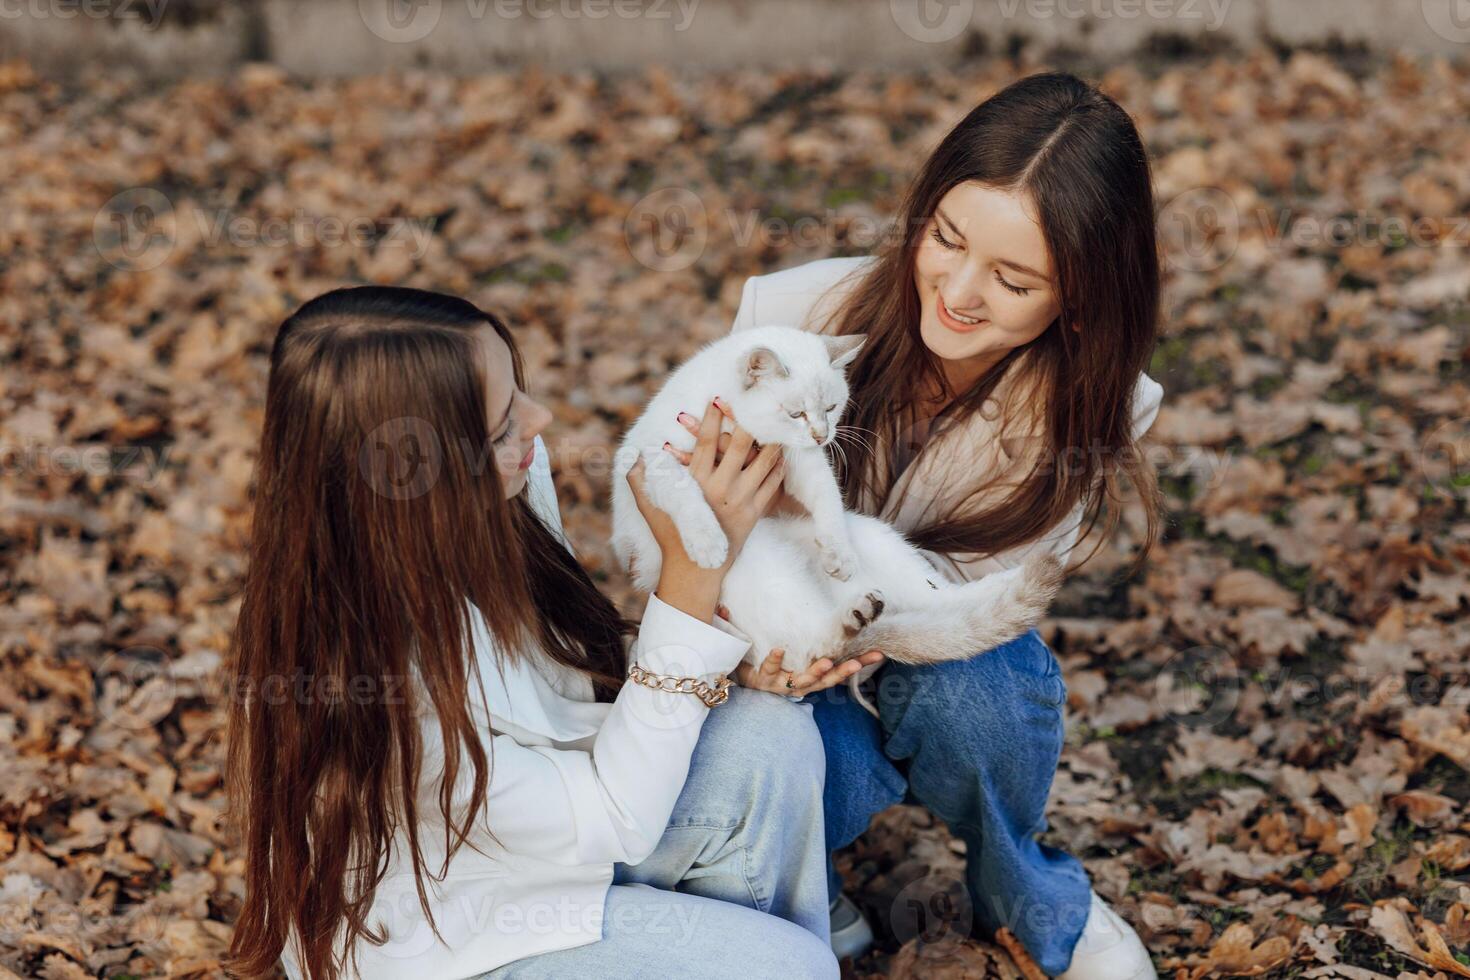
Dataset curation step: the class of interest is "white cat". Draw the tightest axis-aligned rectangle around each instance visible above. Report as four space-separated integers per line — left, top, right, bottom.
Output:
610 325 1064 681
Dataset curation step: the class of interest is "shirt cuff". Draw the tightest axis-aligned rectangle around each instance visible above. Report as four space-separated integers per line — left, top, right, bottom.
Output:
633 593 752 681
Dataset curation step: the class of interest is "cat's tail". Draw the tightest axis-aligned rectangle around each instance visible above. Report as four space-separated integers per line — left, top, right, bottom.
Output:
839 553 1066 666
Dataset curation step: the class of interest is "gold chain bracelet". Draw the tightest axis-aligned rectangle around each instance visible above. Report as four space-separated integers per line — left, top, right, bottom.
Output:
626 663 732 708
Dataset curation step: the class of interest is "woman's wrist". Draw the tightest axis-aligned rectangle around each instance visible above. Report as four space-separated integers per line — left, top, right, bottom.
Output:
654 559 726 624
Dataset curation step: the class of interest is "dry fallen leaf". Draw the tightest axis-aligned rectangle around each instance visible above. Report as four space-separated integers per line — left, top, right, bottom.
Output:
2 46 1468 980
1184 921 1296 978
1368 904 1470 978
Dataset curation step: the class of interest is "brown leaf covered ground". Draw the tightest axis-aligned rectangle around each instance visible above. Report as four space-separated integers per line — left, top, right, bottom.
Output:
1 47 1468 979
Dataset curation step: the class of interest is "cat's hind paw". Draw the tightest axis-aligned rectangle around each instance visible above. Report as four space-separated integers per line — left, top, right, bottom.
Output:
842 590 886 636
816 537 858 581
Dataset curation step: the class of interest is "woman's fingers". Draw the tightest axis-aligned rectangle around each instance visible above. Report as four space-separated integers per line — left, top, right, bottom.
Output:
677 417 762 467
731 646 882 696
735 441 784 501
715 425 757 485
690 401 724 476
751 450 787 515
663 443 692 465
792 652 885 695
675 417 748 462
625 456 647 497
791 657 837 689
626 457 670 528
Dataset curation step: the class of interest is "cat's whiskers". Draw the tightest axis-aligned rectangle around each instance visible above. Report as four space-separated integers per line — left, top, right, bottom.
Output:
834 424 877 458
827 436 849 474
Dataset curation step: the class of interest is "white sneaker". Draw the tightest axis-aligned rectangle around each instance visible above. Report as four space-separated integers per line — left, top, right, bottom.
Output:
1056 892 1157 980
828 893 874 960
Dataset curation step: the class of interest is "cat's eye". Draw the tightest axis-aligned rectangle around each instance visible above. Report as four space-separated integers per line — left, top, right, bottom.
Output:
789 410 804 419
825 404 837 413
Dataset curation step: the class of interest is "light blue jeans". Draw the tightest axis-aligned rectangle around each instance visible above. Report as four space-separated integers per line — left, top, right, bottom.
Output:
481 687 838 979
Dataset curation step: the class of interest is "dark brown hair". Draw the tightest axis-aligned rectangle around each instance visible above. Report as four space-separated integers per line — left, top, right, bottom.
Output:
223 286 630 980
830 71 1162 569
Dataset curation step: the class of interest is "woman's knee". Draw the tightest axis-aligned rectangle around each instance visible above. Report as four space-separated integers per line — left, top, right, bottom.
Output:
721 910 838 980
705 688 825 796
882 634 1066 824
786 927 841 979
884 630 1065 731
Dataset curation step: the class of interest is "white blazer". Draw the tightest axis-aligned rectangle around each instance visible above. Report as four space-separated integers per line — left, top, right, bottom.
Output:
732 256 1165 582
281 436 752 979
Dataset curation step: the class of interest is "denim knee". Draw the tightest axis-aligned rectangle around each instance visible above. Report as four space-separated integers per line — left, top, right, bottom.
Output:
883 629 1065 734
704 688 825 802
789 929 841 980
881 630 1066 823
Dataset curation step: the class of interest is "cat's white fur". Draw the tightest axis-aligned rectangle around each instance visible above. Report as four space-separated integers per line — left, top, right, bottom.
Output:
611 325 1064 684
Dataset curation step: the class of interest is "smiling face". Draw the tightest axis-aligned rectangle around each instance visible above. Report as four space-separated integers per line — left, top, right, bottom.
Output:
913 181 1064 389
478 326 553 498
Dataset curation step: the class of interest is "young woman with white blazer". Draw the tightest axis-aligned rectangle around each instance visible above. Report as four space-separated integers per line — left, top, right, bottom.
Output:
682 72 1166 979
224 286 838 980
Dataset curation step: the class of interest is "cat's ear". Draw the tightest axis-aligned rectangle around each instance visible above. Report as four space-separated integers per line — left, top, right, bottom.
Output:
742 346 789 388
822 333 867 370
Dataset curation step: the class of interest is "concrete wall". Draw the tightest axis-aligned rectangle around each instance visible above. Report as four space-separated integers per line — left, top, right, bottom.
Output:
3 0 1468 78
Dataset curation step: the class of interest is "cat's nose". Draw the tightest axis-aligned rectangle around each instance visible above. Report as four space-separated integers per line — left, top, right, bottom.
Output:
809 424 827 444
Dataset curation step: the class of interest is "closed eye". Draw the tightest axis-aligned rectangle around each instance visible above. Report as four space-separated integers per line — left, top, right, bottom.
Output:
931 226 961 251
789 410 804 419
825 404 837 413
995 270 1031 297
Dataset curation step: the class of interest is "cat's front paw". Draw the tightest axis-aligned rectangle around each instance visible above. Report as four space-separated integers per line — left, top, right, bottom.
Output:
816 537 857 581
679 523 730 570
842 590 886 636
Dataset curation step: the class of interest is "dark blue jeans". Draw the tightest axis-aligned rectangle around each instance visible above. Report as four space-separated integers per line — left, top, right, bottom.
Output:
811 628 1092 976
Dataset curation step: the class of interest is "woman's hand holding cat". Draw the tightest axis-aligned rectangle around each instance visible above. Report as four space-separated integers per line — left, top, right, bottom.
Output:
627 400 784 623
669 408 808 518
723 629 885 697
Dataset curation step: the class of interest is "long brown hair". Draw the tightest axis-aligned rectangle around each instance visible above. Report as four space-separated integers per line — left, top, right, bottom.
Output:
223 286 630 980
830 71 1162 570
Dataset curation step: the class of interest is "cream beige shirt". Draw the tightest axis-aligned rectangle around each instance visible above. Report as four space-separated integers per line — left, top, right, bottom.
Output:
731 256 1164 583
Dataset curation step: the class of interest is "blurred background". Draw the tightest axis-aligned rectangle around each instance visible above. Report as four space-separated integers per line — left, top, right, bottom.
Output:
1 1 1468 977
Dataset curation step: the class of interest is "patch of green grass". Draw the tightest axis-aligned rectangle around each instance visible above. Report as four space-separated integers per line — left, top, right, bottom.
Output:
1149 335 1190 376
1205 905 1252 930
1415 755 1470 804
1335 926 1421 973
1146 768 1267 821
823 187 865 208
1165 507 1208 542
1300 852 1339 881
1191 359 1229 388
1160 471 1197 504
1251 373 1288 398
543 222 581 244
481 259 569 286
1212 535 1313 596
1345 821 1420 901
